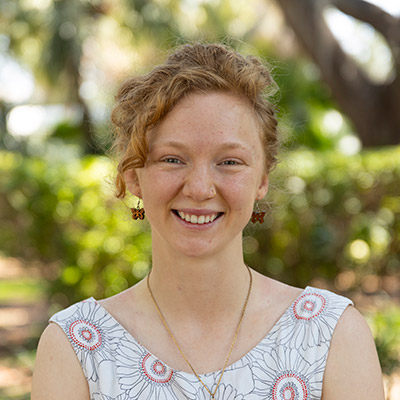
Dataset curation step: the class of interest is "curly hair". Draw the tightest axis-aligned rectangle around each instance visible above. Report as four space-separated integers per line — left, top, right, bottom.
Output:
111 42 279 199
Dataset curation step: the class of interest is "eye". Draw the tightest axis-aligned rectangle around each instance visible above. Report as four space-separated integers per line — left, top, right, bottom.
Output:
162 157 182 164
220 159 241 166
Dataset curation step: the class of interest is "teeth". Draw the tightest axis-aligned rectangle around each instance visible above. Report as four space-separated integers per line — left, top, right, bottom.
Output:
176 211 219 224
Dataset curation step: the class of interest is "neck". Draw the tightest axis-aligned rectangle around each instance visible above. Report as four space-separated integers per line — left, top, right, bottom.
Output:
147 236 251 323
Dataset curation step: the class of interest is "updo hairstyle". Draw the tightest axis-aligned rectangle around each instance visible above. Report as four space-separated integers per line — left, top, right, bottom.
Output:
111 43 279 199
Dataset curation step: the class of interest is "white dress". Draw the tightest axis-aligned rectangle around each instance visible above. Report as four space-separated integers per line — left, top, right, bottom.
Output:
49 286 352 400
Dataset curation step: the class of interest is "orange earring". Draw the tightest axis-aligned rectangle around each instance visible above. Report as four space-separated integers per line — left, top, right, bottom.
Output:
251 203 265 224
131 199 145 220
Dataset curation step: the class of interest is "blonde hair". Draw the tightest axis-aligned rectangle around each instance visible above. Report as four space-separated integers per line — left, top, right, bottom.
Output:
111 42 279 199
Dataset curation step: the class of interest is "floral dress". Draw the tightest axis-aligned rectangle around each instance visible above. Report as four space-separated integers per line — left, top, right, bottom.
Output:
49 286 352 400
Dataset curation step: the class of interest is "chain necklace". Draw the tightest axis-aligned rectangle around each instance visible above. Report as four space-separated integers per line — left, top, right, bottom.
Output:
146 265 252 399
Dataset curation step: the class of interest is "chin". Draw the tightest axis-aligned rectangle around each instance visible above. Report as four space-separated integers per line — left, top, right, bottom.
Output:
173 240 220 259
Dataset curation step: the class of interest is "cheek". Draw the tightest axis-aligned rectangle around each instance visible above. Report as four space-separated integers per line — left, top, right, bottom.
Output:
219 175 258 208
140 170 183 202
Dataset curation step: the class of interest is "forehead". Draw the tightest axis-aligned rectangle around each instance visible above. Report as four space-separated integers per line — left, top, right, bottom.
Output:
148 91 263 149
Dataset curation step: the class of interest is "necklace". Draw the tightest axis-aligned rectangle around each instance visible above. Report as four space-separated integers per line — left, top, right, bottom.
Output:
146 265 253 399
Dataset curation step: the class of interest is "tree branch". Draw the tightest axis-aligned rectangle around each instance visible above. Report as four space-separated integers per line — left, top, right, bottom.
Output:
275 0 373 92
332 0 400 60
274 0 400 146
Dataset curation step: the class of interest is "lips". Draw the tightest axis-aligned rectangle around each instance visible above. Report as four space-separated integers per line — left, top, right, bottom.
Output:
173 210 223 224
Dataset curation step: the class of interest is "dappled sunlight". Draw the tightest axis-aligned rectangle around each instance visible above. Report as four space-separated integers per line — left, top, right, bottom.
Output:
0 364 32 396
0 54 34 103
0 0 399 397
7 105 45 137
347 239 371 263
324 6 395 84
321 109 344 137
383 374 400 400
0 307 30 327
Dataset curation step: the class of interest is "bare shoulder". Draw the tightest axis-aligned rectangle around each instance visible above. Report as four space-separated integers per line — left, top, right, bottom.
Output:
98 280 145 311
31 323 89 400
322 305 385 400
252 270 303 303
248 272 303 330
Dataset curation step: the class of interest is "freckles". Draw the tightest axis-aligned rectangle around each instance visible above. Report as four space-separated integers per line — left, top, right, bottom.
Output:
223 178 256 198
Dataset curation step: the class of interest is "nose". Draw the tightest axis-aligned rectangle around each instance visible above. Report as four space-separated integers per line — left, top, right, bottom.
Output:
182 165 216 201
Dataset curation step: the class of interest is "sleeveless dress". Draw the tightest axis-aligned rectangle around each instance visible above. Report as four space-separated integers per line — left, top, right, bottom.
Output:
49 286 352 400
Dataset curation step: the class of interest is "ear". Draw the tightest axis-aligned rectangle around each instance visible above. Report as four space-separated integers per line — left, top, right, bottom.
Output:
124 169 142 198
256 173 269 200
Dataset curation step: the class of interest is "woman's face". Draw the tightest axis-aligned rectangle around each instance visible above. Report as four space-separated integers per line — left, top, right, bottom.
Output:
128 91 269 258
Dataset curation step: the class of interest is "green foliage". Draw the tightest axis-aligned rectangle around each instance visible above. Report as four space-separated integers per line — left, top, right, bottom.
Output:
50 121 86 145
0 151 151 307
1 148 399 376
0 278 46 303
367 307 400 376
1 147 399 303
272 58 344 151
0 0 354 156
245 146 400 290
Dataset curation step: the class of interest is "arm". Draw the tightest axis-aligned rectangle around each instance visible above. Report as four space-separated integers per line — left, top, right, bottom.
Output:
322 305 385 400
31 323 90 400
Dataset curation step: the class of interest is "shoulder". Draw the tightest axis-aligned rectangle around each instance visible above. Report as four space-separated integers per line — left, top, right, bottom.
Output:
50 297 97 325
97 281 151 326
331 304 371 337
253 274 352 321
32 298 101 400
31 323 89 400
252 272 303 307
322 305 385 400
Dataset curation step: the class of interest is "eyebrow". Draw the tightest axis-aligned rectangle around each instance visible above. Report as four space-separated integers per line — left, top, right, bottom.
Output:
151 140 249 150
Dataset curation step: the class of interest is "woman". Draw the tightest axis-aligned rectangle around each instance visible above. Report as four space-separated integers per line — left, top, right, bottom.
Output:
32 43 384 399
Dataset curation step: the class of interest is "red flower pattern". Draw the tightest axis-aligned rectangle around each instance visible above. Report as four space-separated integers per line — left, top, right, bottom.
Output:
50 287 352 399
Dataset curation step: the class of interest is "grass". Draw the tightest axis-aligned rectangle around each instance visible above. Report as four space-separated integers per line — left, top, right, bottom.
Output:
0 279 47 304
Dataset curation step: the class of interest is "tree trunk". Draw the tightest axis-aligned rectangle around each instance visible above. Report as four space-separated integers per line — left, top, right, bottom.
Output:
274 0 400 147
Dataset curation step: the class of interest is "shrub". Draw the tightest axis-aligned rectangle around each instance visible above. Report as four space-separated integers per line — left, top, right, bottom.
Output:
1 146 399 305
0 152 151 306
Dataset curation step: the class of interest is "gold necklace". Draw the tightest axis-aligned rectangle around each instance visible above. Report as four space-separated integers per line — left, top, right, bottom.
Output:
146 265 252 399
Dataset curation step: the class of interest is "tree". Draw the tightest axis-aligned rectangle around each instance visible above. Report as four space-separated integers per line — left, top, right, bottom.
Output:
0 0 183 154
275 0 400 147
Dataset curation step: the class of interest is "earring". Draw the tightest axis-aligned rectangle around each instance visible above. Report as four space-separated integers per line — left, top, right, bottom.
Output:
251 202 265 224
131 199 145 220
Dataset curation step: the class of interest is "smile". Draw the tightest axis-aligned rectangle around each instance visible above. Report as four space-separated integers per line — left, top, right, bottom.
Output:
173 210 223 224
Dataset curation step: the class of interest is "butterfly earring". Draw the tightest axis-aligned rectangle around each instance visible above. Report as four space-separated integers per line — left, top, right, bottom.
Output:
251 202 265 224
131 199 145 220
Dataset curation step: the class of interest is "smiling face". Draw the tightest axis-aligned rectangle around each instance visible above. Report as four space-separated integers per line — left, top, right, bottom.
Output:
126 91 269 258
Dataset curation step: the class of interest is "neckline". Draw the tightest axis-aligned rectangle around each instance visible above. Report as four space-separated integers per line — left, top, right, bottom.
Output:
89 286 311 377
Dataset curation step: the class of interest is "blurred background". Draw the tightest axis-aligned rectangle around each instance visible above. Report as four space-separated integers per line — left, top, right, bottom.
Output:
0 0 399 398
